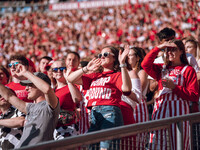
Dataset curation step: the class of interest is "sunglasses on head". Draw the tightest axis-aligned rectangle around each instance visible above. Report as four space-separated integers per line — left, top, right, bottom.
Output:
52 67 66 72
8 62 20 68
98 52 114 59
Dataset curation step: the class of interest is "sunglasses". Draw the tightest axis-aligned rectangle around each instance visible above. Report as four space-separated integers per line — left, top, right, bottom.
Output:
167 47 178 52
98 52 114 58
52 67 66 72
8 62 20 68
26 84 34 88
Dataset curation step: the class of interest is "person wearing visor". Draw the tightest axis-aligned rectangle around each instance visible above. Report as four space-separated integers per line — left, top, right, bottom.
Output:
51 60 82 140
0 63 60 148
142 39 199 150
67 45 137 150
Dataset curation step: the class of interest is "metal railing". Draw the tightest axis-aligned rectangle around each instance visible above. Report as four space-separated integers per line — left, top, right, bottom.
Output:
17 112 200 150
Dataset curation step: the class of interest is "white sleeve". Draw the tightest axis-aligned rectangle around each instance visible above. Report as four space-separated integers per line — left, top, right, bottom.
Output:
186 53 200 73
131 78 142 103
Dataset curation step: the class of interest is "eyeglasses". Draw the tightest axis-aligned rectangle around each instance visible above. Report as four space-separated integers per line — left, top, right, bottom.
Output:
8 62 20 68
167 47 178 52
98 52 114 58
52 67 66 73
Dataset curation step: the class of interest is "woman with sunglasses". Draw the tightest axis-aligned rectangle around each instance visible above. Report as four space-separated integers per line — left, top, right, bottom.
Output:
67 45 137 150
51 60 82 140
141 39 199 150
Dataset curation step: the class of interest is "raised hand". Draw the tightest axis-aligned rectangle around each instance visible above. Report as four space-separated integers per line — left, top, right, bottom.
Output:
63 67 72 80
15 64 28 77
86 58 101 73
157 41 177 50
119 45 129 64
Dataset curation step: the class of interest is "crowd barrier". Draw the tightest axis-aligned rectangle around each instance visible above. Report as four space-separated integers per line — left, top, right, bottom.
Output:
17 112 200 150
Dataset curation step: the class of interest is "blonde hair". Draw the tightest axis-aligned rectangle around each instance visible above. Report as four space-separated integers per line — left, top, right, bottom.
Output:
185 39 200 61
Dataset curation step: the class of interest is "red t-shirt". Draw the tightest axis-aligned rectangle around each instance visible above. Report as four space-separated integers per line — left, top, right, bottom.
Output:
55 85 77 127
55 85 76 111
82 71 123 108
6 82 33 103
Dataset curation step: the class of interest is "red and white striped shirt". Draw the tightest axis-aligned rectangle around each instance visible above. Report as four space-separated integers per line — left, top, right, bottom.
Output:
142 47 199 150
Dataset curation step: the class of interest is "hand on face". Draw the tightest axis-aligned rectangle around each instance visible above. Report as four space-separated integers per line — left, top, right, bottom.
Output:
87 58 101 72
15 64 28 77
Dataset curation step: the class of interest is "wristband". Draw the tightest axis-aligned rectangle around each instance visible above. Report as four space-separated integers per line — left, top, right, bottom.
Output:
119 63 127 68
82 67 87 74
123 91 131 96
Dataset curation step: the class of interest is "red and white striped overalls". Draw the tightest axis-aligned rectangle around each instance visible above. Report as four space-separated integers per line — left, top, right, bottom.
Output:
149 65 190 150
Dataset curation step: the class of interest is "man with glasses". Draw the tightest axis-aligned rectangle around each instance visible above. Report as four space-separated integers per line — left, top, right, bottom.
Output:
6 55 32 102
0 63 60 148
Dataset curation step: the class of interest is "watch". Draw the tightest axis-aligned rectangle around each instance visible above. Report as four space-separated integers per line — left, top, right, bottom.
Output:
119 63 127 68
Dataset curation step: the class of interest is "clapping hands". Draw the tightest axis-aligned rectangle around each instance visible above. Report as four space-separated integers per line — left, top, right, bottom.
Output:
119 45 130 64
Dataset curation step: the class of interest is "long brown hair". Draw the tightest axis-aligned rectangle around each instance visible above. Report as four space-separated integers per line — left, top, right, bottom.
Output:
128 47 146 70
102 46 120 72
165 39 189 66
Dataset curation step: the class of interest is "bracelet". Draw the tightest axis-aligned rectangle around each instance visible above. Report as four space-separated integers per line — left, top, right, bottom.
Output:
82 67 87 74
119 63 127 68
86 66 89 71
123 91 131 96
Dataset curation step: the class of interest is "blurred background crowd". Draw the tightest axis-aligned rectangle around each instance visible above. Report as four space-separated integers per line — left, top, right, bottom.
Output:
0 0 199 71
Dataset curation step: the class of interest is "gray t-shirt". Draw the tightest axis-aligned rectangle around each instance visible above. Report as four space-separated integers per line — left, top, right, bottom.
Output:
16 100 60 148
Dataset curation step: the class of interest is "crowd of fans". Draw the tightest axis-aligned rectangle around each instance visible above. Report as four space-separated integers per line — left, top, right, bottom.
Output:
0 1 199 70
0 0 200 149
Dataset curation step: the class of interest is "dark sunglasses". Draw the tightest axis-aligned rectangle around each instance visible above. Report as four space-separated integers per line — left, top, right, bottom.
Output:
98 52 114 58
52 67 66 72
8 62 20 68
167 47 178 52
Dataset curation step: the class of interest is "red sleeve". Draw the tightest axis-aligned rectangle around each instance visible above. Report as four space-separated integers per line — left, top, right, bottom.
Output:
173 66 199 102
141 47 163 81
